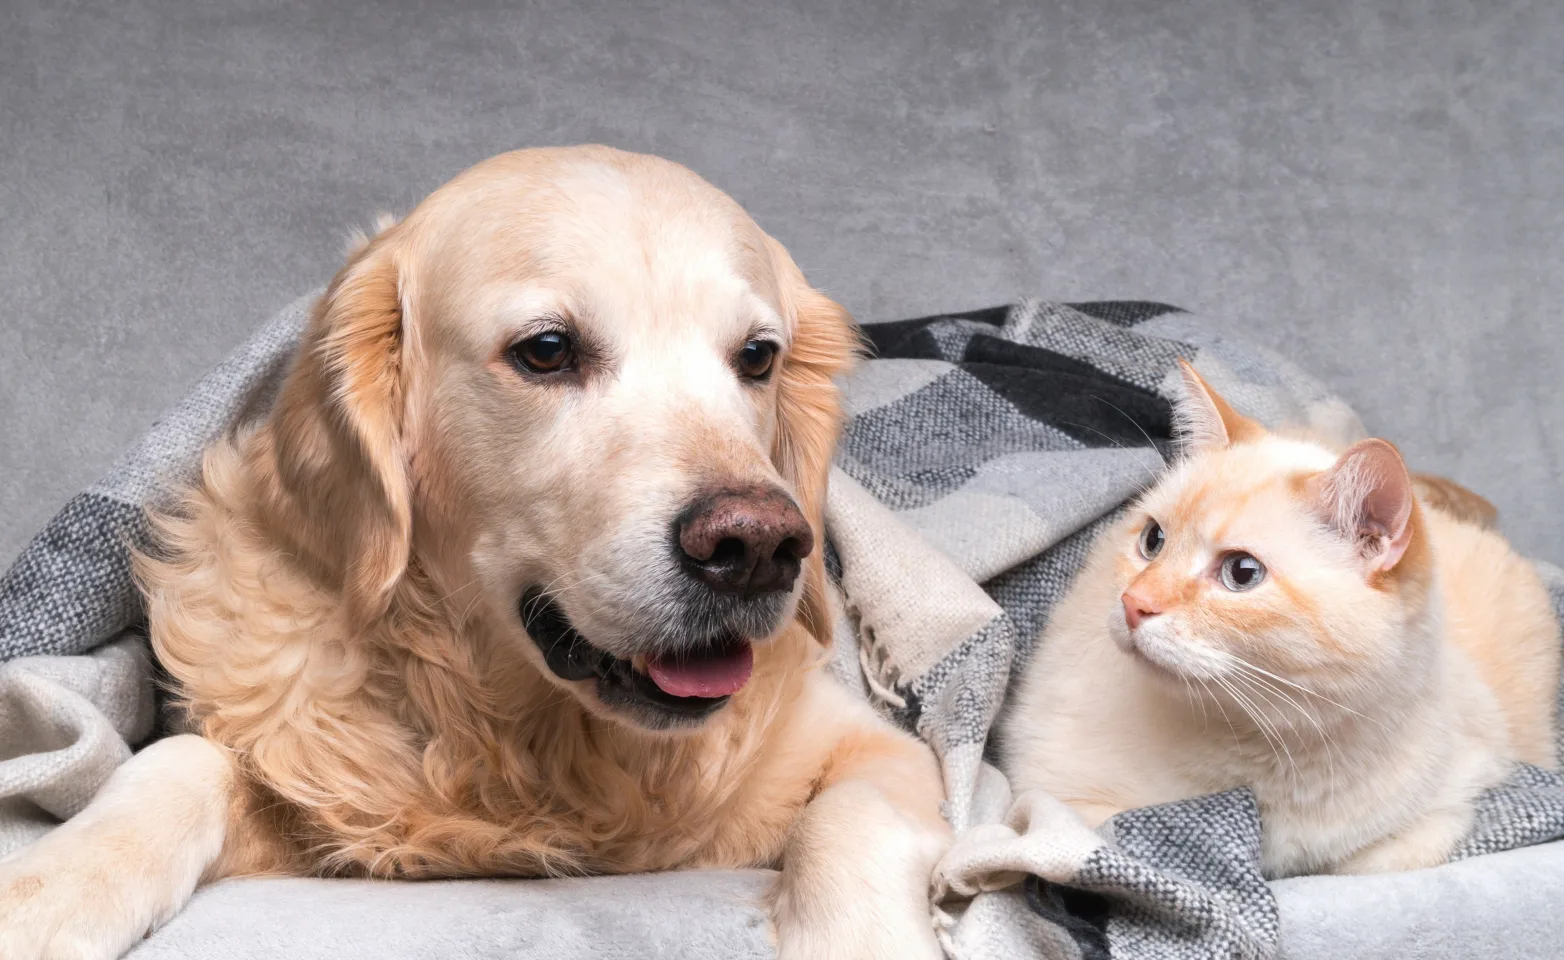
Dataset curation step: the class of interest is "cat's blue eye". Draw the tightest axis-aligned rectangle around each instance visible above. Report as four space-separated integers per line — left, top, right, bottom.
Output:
1220 552 1266 591
1138 519 1165 560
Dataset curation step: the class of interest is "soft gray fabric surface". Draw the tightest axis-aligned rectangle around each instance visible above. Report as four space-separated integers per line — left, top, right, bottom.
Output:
0 638 154 855
1274 841 1564 960
125 871 777 960
3 0 1563 571
119 844 1564 960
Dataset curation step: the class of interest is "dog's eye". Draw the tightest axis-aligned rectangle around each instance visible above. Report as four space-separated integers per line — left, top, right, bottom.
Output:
509 332 575 374
736 340 777 380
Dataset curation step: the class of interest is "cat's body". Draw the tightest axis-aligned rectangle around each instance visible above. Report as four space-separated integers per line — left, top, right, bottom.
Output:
1002 363 1559 879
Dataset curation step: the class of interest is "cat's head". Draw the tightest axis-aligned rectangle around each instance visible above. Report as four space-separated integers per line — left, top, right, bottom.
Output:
1108 361 1436 703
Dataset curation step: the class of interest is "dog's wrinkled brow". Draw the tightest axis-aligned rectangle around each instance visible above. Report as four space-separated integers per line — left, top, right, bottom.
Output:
738 292 787 344
490 285 577 338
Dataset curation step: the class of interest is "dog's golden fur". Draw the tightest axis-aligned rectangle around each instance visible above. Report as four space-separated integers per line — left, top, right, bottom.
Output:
0 147 949 960
140 249 851 880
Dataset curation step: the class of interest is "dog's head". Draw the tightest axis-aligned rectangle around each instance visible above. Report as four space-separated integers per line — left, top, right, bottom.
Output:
262 146 857 731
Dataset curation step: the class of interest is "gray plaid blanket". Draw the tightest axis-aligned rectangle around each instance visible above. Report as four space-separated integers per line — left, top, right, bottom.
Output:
4 296 1563 959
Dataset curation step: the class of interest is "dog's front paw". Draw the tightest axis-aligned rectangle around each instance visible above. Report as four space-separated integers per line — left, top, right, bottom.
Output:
771 780 947 960
0 839 154 960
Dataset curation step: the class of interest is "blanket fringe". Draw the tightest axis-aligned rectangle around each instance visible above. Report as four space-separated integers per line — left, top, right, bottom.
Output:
855 625 907 710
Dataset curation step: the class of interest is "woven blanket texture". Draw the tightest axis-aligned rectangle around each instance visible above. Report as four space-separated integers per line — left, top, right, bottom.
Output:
3 295 1562 959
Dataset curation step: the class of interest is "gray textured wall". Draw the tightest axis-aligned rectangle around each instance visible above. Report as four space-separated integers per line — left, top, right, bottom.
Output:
4 0 1561 565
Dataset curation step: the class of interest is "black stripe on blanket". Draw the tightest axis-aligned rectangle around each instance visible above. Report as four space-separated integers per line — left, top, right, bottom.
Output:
861 304 1177 457
959 338 1175 454
1025 877 1113 960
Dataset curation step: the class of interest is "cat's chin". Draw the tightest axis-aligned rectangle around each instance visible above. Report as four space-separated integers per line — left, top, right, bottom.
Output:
1118 623 1225 682
1124 638 1192 681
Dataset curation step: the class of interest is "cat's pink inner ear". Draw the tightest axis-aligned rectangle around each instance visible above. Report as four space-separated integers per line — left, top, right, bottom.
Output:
1174 360 1263 452
1320 438 1415 575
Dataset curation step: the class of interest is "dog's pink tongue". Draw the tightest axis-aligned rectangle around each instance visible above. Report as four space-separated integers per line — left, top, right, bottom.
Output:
647 643 754 698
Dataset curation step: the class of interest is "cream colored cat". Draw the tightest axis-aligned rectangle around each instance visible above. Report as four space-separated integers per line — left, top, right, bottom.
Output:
1002 361 1560 878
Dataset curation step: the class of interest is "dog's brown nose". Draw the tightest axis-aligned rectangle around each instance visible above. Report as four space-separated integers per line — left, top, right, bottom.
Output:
677 486 814 598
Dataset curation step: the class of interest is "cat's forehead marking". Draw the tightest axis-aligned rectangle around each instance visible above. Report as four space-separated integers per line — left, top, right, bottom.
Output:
1149 451 1272 516
1147 436 1338 545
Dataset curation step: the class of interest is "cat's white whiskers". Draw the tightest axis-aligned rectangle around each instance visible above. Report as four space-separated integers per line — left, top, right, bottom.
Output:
1214 673 1294 777
1222 656 1374 724
1058 409 1165 490
1220 657 1323 728
1088 396 1164 455
1222 652 1392 786
1232 673 1304 781
1179 675 1211 733
1241 681 1297 776
1197 676 1243 751
1222 658 1349 802
1228 666 1326 741
1210 674 1273 758
1238 666 1352 804
1230 671 1315 785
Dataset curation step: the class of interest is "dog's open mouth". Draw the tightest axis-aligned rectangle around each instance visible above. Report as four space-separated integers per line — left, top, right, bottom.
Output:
519 589 753 725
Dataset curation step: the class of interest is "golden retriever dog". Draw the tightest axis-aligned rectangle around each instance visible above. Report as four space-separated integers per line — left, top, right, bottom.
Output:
0 146 950 959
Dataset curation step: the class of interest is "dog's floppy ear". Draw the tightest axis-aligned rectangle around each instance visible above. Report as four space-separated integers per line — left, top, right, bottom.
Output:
768 239 862 647
262 226 411 619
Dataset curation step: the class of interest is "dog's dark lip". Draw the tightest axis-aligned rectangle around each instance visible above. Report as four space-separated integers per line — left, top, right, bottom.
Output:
519 588 614 682
518 588 736 721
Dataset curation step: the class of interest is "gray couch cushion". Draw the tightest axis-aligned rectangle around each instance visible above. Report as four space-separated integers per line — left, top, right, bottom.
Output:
127 843 1564 960
128 870 777 960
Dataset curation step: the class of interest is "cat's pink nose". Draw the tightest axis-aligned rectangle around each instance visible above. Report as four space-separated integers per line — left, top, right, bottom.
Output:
1122 590 1161 630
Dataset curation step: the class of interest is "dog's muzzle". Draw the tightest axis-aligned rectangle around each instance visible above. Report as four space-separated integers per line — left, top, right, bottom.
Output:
519 589 754 730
